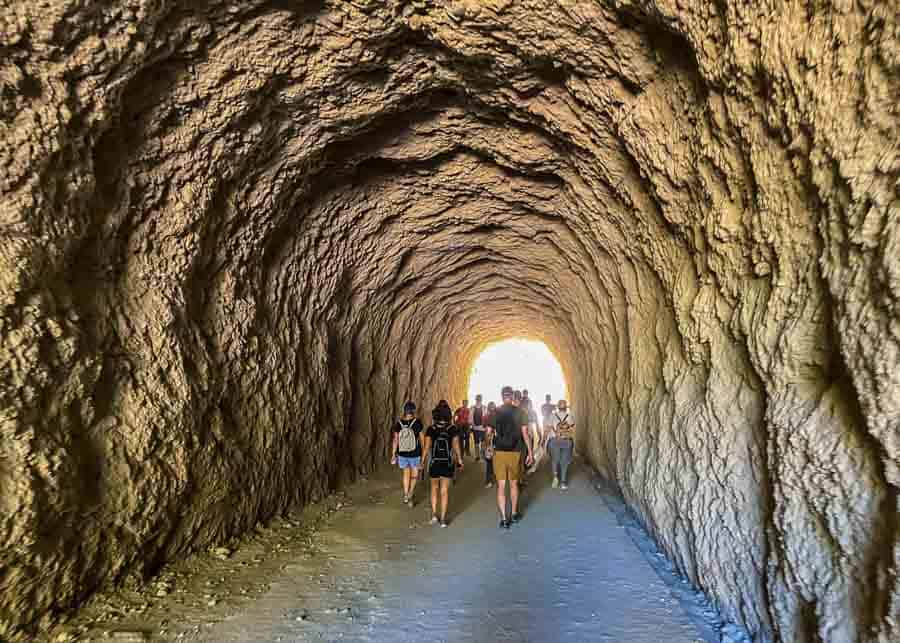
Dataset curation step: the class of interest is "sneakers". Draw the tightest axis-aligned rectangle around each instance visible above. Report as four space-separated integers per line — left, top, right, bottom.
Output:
499 518 511 529
402 494 409 504
485 482 493 489
552 477 559 488
406 498 414 508
439 520 449 528
560 483 568 490
429 516 439 525
512 512 522 524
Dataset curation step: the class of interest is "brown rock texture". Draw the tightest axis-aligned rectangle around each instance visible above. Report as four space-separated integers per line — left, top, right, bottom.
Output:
0 1 897 641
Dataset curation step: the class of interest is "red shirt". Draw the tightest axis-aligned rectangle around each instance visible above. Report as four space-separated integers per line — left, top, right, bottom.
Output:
454 406 470 425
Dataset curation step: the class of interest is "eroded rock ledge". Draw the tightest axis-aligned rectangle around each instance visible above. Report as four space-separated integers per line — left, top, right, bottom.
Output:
1 1 897 641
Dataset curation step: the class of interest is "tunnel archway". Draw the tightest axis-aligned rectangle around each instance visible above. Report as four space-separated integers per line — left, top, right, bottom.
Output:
0 2 896 642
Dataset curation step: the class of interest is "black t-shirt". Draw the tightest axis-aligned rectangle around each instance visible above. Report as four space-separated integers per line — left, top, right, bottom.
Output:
425 423 459 444
490 404 526 452
426 422 459 476
392 417 424 457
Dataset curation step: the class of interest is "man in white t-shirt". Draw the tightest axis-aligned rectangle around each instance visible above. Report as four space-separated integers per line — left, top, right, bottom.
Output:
546 399 576 489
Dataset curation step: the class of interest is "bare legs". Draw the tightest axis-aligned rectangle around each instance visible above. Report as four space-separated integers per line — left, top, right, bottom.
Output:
430 478 451 521
401 467 419 500
496 480 519 520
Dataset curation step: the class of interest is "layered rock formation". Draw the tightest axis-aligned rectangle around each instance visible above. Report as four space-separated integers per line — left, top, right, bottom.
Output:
1 1 897 640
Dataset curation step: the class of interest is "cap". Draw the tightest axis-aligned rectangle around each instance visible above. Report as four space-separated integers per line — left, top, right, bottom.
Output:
501 386 514 398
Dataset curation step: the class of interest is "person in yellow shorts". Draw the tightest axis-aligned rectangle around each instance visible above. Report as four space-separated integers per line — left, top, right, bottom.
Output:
486 386 533 529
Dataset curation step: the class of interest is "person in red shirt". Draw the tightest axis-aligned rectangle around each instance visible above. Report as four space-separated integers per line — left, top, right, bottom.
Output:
454 400 472 459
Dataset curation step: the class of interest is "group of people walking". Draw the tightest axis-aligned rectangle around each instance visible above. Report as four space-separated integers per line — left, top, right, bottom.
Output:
390 385 576 529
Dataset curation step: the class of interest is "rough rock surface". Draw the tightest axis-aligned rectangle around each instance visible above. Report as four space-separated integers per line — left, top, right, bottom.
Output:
0 1 897 641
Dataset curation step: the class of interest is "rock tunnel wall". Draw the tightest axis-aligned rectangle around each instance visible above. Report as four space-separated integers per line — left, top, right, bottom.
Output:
0 1 897 641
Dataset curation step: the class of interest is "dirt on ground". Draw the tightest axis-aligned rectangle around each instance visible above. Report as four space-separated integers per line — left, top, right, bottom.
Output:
42 455 716 642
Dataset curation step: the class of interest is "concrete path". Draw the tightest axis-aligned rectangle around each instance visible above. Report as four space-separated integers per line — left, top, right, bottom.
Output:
196 457 703 643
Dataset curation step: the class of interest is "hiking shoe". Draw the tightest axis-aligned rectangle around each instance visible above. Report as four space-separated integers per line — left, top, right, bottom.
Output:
552 477 559 488
429 516 439 525
439 520 449 528
512 512 522 524
560 483 568 490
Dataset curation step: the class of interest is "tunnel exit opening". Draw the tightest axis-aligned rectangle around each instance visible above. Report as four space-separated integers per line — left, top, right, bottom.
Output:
467 338 567 406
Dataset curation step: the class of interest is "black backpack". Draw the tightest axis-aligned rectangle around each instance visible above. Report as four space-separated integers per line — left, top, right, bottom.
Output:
430 424 453 466
494 407 520 451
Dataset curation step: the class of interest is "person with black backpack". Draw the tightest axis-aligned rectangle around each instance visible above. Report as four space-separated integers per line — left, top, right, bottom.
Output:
422 401 464 528
390 401 424 506
487 386 533 529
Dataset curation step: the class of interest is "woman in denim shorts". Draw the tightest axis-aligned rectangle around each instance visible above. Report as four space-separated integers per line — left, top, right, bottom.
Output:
391 401 424 506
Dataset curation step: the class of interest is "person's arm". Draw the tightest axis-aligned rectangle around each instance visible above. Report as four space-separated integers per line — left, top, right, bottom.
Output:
453 434 464 469
391 431 399 463
422 433 432 469
521 423 533 464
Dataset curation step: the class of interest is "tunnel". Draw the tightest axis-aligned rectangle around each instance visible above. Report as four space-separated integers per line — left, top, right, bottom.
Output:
0 1 897 641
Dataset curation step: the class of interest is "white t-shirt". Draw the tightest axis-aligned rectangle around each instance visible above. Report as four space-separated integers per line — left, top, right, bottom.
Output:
550 409 575 440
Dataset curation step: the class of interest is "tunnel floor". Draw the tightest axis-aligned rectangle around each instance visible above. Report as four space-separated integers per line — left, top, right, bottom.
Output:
62 459 707 642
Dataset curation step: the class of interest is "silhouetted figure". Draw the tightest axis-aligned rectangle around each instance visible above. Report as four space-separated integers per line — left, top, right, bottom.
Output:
483 401 497 487
454 400 472 459
471 394 486 461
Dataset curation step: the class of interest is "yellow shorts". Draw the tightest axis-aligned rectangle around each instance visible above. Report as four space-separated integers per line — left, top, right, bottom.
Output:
493 451 521 481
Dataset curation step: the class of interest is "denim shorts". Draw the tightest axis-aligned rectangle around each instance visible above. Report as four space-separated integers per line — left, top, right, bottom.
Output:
397 455 421 469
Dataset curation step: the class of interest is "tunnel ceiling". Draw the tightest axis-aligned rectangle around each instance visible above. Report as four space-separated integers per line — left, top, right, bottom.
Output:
1 1 897 641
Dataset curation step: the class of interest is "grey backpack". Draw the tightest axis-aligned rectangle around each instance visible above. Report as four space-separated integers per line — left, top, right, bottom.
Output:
398 419 418 452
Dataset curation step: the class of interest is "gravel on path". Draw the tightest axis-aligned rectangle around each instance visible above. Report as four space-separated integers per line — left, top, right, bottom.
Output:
194 458 704 643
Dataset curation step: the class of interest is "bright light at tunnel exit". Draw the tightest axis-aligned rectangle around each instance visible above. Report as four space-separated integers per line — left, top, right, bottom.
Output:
467 339 567 405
